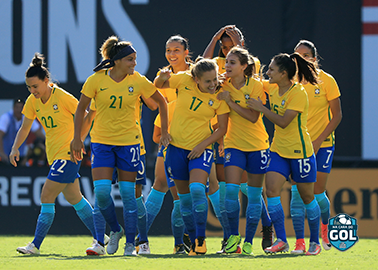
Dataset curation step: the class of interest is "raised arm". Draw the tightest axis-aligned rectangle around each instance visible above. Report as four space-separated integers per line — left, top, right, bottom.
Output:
218 91 259 123
247 97 298 129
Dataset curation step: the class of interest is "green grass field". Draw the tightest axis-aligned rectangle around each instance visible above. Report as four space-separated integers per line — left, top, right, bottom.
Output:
1 236 374 270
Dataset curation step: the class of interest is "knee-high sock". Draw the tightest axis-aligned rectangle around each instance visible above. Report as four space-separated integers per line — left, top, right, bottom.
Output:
118 181 137 244
267 196 287 243
261 195 272 227
145 188 165 232
209 189 230 237
290 185 305 239
93 180 120 233
190 182 208 238
218 181 230 239
245 186 263 243
32 203 55 249
178 193 196 244
171 200 185 245
136 196 148 242
240 182 248 196
93 198 106 244
226 183 240 236
305 199 321 244
73 196 96 238
315 191 330 225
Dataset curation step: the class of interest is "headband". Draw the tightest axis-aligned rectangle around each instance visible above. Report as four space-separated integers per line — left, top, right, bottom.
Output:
93 45 136 72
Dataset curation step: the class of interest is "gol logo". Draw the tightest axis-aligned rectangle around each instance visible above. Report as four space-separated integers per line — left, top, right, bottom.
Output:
328 213 358 251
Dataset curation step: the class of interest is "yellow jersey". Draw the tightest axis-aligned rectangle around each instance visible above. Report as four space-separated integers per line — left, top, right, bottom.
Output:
154 100 176 128
23 85 78 165
81 69 156 146
304 70 341 148
168 72 230 150
222 77 269 151
268 83 314 159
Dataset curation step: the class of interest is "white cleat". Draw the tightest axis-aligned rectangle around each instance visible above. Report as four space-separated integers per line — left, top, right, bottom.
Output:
86 240 105 255
17 243 40 255
138 242 151 255
124 243 137 256
107 226 124 255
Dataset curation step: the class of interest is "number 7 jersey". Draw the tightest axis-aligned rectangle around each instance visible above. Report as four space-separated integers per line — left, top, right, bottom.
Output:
23 85 78 165
168 72 230 151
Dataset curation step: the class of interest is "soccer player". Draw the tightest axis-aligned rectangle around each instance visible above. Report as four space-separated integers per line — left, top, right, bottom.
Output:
11 53 97 255
71 36 169 256
142 35 192 254
204 26 273 251
248 53 322 255
290 40 342 253
217 46 270 255
154 58 230 255
84 96 157 255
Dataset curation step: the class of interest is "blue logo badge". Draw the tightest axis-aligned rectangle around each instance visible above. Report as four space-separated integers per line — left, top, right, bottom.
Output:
328 213 358 251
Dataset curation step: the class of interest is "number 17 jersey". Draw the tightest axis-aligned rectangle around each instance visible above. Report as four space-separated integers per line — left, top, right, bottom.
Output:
168 72 230 151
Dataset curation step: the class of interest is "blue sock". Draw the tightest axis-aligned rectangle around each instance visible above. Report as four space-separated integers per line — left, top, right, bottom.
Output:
305 199 321 244
315 192 330 225
267 196 287 243
93 180 121 233
260 195 272 227
136 196 148 242
93 198 106 244
208 189 223 229
145 188 165 232
178 193 196 244
32 203 55 249
190 182 208 238
171 200 184 245
73 197 96 238
245 186 262 243
218 182 230 239
226 183 240 236
240 182 248 196
290 185 305 239
118 181 137 244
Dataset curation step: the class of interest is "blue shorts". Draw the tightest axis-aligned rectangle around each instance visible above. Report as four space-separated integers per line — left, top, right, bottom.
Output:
224 148 270 174
47 159 81 184
165 144 213 181
111 154 146 185
91 143 140 172
213 142 224 165
157 145 166 158
316 146 335 173
267 152 317 183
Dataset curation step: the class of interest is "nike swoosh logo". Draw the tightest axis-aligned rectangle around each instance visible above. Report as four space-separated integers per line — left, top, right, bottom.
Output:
185 86 191 90
300 174 309 178
134 163 139 167
36 109 40 112
203 163 210 167
323 165 330 168
51 173 59 176
260 166 267 170
100 87 108 91
128 210 137 213
136 177 144 181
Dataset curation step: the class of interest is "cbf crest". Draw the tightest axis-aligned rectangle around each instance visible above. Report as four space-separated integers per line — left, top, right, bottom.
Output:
328 213 358 251
128 86 134 94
